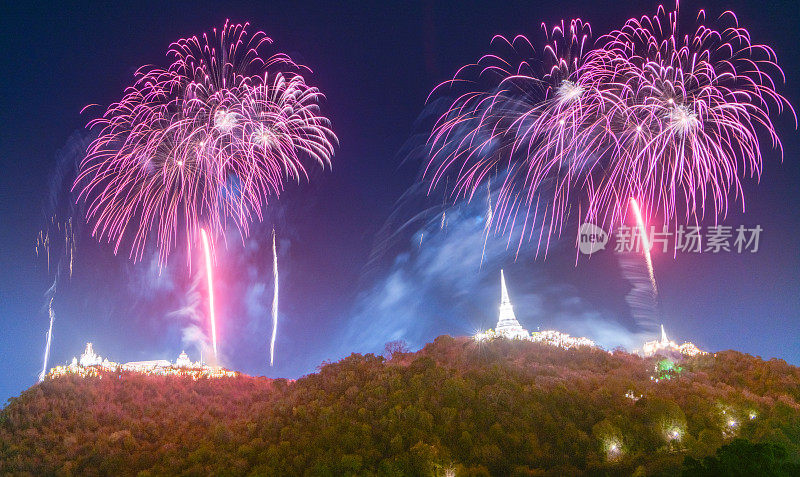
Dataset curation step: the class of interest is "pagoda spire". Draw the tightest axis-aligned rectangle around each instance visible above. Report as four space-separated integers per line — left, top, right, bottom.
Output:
501 269 511 306
660 324 668 343
496 270 528 338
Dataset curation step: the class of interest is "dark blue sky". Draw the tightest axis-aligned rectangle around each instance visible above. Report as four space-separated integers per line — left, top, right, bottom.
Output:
1 0 798 405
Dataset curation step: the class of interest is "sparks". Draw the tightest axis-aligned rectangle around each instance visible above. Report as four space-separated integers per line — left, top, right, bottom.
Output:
75 21 337 266
200 229 217 362
425 6 795 256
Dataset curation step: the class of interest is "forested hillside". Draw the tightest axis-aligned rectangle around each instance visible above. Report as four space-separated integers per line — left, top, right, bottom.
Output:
2 335 800 476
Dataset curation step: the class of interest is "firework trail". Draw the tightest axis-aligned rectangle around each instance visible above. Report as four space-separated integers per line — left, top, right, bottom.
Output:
425 6 794 255
578 4 795 228
200 229 217 362
617 198 660 332
36 230 50 271
480 180 493 269
39 293 56 382
619 252 659 330
270 228 279 366
66 218 74 278
426 19 594 253
75 21 337 266
37 133 90 381
629 198 657 293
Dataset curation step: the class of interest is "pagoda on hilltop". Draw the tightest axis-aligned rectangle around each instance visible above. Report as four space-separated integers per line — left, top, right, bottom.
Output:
495 270 530 339
474 270 530 341
641 324 706 357
474 270 596 349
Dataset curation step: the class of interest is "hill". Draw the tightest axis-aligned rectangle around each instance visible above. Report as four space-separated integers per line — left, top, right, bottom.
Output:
2 336 800 476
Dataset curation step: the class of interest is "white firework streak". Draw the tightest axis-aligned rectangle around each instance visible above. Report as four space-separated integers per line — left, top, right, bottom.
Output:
270 228 279 366
39 297 55 382
200 229 218 363
629 198 658 294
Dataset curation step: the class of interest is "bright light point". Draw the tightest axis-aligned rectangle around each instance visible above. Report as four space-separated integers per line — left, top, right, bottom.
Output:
214 110 237 131
556 80 584 104
605 438 622 461
177 160 184 167
636 125 642 132
667 98 674 104
749 411 757 420
559 119 566 125
728 419 738 427
667 104 698 135
254 127 277 147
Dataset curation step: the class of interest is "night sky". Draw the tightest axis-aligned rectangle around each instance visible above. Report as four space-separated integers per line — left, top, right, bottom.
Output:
1 0 798 405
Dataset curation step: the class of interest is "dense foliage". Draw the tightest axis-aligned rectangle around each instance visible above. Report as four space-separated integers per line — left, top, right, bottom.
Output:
682 438 800 476
2 336 800 476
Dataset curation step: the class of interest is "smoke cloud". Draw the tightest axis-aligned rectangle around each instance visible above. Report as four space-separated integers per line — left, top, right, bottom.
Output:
335 186 648 358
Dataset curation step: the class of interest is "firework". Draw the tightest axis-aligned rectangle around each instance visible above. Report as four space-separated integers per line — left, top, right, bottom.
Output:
270 228 279 366
578 4 795 228
75 21 336 265
426 6 794 255
426 19 594 252
480 180 493 269
629 198 657 293
200 229 217 362
39 296 55 382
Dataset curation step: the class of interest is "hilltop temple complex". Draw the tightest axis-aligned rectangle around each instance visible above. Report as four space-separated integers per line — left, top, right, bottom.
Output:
474 271 596 349
47 343 238 379
640 324 706 357
473 271 710 357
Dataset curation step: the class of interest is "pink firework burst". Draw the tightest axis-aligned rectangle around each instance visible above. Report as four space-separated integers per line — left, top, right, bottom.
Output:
426 19 595 254
75 21 336 264
426 5 794 256
578 3 795 229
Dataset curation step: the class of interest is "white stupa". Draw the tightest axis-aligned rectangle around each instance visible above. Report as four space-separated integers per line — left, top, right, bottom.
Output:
495 270 529 339
175 351 192 368
79 342 102 367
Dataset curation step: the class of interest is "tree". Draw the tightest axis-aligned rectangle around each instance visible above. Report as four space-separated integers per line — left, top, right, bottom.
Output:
384 340 410 359
682 439 800 476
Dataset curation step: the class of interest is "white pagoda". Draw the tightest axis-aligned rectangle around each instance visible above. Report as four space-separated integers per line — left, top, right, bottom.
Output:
494 270 530 339
474 271 596 349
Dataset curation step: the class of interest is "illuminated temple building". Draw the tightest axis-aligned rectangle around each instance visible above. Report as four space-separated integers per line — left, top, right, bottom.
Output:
474 271 595 349
640 324 706 357
47 343 238 379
